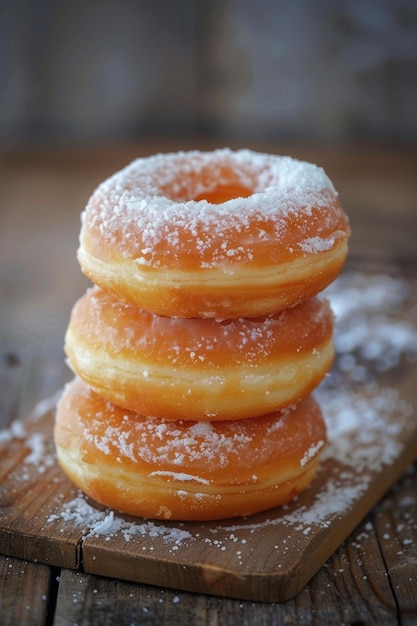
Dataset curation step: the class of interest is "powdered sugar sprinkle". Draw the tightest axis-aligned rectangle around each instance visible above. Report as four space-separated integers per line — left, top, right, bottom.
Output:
1 271 416 556
80 149 343 269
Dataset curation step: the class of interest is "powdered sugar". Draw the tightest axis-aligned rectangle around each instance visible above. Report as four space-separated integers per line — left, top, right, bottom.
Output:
73 273 416 536
324 272 417 372
149 471 210 484
79 287 332 369
46 496 192 545
80 149 343 269
299 235 335 254
300 439 325 467
0 419 26 442
1 271 416 557
73 392 304 476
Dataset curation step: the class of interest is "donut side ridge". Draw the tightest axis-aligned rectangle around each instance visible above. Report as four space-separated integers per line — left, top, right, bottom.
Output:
78 148 350 318
64 286 335 421
54 377 327 521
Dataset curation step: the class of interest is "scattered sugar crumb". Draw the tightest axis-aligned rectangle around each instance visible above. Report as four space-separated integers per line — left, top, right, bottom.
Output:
0 272 416 560
81 149 341 270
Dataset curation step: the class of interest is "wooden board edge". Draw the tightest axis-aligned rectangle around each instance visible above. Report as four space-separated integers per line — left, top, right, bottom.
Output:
0 527 83 571
81 430 417 602
2 394 417 602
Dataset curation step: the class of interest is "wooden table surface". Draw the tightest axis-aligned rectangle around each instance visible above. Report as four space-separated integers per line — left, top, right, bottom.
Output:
1 140 416 625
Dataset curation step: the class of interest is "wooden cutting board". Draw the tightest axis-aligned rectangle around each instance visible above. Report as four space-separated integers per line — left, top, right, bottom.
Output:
1 273 417 602
1 370 416 603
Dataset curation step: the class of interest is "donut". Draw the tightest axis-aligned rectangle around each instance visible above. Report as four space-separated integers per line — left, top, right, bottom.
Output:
64 286 334 421
54 377 327 521
78 148 350 319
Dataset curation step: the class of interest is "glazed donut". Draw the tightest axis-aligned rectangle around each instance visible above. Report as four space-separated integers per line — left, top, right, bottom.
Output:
78 149 350 319
54 377 327 521
64 287 334 421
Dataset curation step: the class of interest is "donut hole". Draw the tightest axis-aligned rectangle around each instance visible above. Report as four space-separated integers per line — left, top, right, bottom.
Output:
158 160 256 204
194 183 253 205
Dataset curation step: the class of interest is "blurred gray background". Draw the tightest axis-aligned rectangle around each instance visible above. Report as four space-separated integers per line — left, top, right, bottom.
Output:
1 0 416 147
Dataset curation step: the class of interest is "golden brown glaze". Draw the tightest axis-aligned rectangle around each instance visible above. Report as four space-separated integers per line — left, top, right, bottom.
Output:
78 149 350 318
55 378 327 521
65 287 334 420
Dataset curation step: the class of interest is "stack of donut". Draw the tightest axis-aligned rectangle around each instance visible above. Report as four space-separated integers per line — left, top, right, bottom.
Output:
55 149 350 521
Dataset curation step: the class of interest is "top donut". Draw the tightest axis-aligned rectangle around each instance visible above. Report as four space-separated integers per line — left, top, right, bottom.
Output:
78 148 350 319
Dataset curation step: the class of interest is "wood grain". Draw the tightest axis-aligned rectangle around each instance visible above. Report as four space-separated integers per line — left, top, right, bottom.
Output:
1 386 416 602
0 556 53 626
1 142 417 621
3 474 415 626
